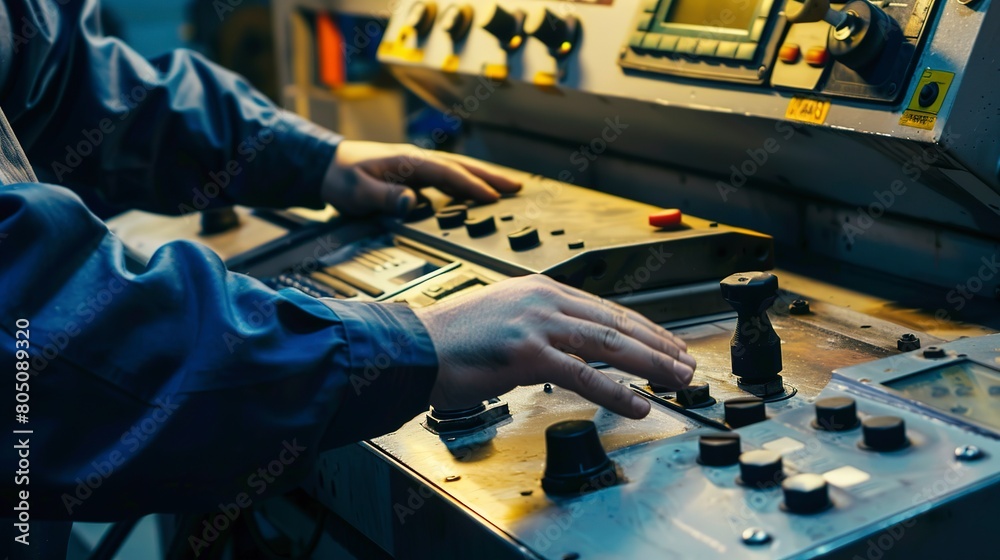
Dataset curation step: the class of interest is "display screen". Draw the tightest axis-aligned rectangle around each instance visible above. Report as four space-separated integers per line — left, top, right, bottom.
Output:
665 0 758 30
886 361 1000 431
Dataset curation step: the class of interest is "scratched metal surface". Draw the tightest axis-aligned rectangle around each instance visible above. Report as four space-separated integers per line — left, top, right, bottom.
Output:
368 312 896 553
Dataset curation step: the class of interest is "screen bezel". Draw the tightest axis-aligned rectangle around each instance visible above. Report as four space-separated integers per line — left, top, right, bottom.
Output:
652 0 772 39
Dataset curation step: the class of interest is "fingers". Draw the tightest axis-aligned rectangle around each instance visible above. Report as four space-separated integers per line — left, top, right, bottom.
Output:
553 291 695 370
405 156 503 202
349 169 418 215
436 152 523 194
551 316 694 390
540 347 651 419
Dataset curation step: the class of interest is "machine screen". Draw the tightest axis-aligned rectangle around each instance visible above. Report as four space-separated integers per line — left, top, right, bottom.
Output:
886 361 1000 430
665 0 758 30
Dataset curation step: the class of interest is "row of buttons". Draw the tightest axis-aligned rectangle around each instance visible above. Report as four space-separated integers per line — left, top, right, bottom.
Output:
778 43 829 66
432 204 587 251
629 32 760 61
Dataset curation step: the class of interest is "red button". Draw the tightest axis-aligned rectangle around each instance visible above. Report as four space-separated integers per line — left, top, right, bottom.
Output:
778 44 801 64
804 46 829 67
649 209 682 228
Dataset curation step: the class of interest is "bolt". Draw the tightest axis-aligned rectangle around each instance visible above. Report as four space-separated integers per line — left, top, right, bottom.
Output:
789 299 810 315
741 528 772 545
923 346 947 359
955 445 984 461
544 383 553 393
897 333 921 352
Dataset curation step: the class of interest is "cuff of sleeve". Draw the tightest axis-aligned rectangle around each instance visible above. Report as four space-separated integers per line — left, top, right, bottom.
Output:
318 300 440 445
271 110 344 209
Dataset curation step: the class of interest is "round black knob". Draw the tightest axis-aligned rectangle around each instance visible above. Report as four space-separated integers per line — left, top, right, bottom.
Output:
528 9 580 57
813 397 859 431
725 397 766 428
465 215 497 237
200 207 241 235
405 201 435 222
827 0 894 71
542 420 618 495
782 473 831 514
404 1 438 39
676 382 714 408
508 226 540 251
442 4 474 43
483 5 526 51
861 416 909 451
699 433 741 466
720 272 783 385
739 450 783 488
436 205 468 229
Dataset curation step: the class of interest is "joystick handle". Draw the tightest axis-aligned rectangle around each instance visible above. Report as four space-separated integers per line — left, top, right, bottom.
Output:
720 272 782 383
786 0 849 28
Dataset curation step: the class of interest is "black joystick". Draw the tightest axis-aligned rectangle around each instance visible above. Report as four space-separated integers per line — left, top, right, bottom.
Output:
542 420 618 495
720 272 785 397
483 6 526 52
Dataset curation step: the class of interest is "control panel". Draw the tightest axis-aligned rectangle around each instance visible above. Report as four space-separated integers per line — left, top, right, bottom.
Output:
248 177 774 320
305 300 1000 558
623 0 940 102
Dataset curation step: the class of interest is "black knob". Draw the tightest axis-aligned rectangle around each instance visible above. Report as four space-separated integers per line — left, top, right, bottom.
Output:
720 272 783 389
813 397 859 431
443 4 474 43
508 226 540 251
200 207 241 235
542 420 618 495
782 473 831 514
404 1 438 39
725 397 766 428
436 205 468 229
465 215 497 237
739 450 783 488
699 433 741 466
405 201 435 222
528 9 580 57
676 382 714 408
827 0 894 71
861 416 909 451
483 5 526 51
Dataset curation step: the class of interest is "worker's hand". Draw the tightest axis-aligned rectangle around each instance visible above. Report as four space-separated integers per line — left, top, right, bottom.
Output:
321 140 522 216
413 275 696 419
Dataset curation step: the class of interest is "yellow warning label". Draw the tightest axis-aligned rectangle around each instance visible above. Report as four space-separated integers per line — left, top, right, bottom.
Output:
907 69 954 114
899 110 937 130
785 97 831 125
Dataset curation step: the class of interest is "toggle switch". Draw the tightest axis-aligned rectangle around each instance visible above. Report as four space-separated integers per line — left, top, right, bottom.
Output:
528 8 580 58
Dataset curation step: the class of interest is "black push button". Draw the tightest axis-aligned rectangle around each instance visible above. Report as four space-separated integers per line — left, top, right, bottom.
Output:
508 226 540 251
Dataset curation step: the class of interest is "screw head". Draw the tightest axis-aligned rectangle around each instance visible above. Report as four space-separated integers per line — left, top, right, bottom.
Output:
897 333 921 351
955 445 984 461
789 299 810 315
544 383 554 393
445 475 461 482
741 527 772 545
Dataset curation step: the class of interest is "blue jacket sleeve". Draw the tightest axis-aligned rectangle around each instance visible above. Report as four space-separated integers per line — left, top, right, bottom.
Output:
0 183 439 521
1 0 339 214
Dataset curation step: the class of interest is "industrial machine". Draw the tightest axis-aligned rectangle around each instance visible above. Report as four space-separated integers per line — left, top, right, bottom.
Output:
110 0 1000 557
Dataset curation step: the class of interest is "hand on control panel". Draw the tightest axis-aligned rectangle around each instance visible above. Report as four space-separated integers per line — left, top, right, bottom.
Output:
321 140 523 216
414 275 697 419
